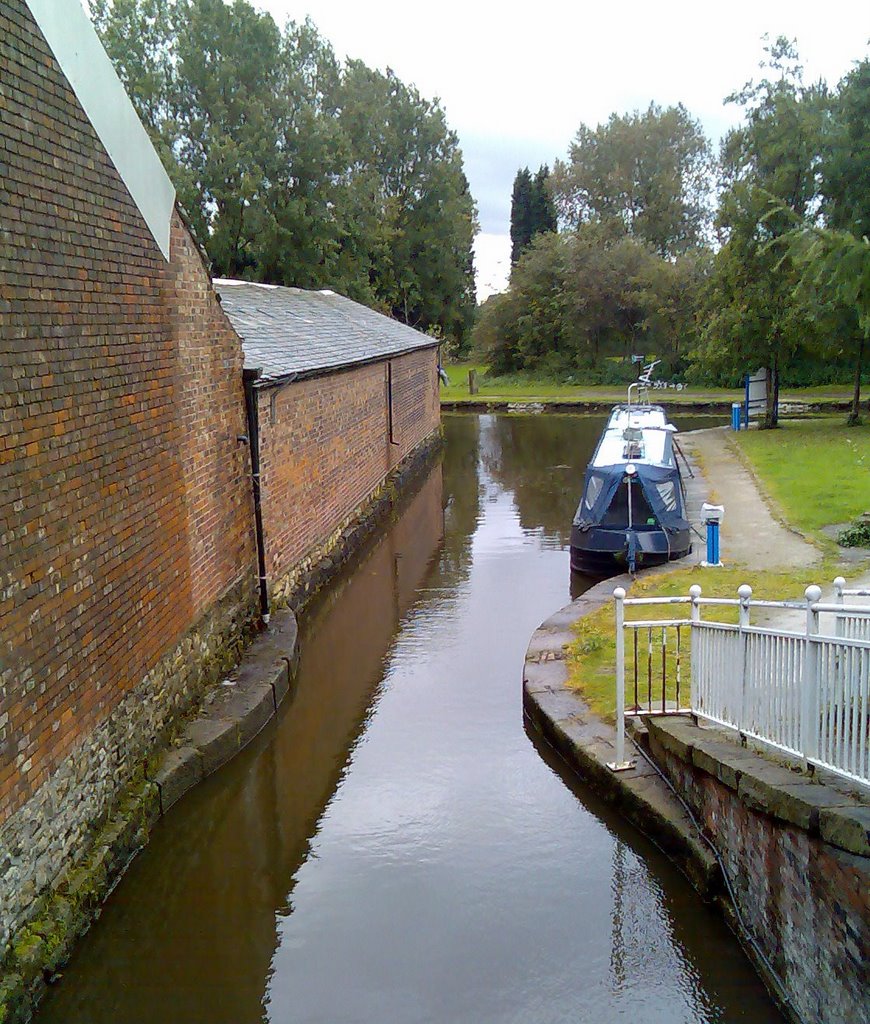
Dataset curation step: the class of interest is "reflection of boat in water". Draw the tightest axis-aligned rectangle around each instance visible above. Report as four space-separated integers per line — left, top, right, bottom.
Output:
570 375 691 576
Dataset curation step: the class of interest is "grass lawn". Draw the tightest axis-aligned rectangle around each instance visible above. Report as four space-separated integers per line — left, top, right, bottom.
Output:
440 362 853 406
733 417 870 541
566 561 843 720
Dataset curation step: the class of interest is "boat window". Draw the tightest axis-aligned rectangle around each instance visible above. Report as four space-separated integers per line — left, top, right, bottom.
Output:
583 474 603 511
601 480 655 527
656 480 678 513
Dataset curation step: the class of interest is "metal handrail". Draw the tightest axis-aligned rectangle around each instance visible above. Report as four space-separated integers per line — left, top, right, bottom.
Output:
610 579 870 786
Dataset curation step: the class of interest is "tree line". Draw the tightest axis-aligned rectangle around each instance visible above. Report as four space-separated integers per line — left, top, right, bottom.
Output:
479 39 869 425
88 0 477 348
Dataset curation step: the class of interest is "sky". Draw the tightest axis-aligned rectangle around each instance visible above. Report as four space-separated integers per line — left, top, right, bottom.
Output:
250 0 867 299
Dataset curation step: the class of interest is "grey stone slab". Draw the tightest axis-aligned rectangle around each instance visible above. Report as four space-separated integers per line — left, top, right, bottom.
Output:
691 742 763 792
186 718 242 777
215 682 275 748
526 631 570 658
232 658 289 708
557 714 614 752
539 605 584 631
532 687 586 724
522 659 567 694
150 746 204 814
819 805 870 857
737 772 851 832
646 716 698 761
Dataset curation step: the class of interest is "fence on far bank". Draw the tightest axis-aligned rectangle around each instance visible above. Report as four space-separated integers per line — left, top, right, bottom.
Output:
612 578 870 789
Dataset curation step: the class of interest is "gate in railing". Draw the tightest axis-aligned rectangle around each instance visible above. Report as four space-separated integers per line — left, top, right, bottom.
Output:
612 580 870 788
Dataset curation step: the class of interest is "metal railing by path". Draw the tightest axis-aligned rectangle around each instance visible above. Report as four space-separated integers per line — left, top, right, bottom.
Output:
833 576 870 641
611 581 870 788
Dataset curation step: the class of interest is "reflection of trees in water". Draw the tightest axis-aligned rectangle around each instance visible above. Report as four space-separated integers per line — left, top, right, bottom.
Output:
439 415 481 588
484 415 607 545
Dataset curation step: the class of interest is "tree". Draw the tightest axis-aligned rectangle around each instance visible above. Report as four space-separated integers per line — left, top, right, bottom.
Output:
811 59 870 423
87 0 477 349
509 167 533 266
551 103 713 257
474 223 705 378
510 165 557 266
693 37 828 426
787 228 870 424
335 62 477 342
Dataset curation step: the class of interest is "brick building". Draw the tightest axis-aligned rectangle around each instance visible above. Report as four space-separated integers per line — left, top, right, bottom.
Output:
214 280 441 610
0 0 440 1002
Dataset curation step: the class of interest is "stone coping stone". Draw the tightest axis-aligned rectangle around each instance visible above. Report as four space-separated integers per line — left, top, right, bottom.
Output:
149 608 299 815
646 716 869 857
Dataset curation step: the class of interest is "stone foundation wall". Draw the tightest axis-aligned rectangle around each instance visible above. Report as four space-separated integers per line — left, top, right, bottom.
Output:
0 577 255 955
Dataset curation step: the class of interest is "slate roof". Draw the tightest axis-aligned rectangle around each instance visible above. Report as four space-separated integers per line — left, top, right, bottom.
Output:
213 279 438 385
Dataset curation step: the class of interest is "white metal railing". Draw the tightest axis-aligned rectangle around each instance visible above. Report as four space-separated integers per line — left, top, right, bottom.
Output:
833 575 870 641
611 581 870 788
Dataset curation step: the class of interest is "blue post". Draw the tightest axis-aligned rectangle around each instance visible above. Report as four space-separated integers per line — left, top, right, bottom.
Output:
744 373 750 428
701 503 724 567
706 520 719 564
731 402 741 431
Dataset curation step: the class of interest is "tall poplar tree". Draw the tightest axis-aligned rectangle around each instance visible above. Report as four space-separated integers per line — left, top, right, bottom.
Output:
510 165 557 266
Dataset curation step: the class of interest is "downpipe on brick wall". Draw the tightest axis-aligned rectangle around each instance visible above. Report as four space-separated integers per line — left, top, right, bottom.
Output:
243 368 270 624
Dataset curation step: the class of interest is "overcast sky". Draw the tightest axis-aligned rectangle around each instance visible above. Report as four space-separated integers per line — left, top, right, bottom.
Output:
253 0 868 299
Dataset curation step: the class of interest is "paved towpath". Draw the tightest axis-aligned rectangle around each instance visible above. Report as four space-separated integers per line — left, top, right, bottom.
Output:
679 426 821 571
680 426 870 629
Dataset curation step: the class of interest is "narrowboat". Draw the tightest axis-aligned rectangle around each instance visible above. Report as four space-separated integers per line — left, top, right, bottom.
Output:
570 386 692 576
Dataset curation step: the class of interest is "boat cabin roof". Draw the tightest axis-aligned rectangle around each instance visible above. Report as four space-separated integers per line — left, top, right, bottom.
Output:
590 404 677 469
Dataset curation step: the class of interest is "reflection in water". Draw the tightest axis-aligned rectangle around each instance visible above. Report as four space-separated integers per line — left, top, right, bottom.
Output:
41 413 778 1024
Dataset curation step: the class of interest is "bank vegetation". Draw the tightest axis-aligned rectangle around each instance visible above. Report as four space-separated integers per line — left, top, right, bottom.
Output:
476 40 870 427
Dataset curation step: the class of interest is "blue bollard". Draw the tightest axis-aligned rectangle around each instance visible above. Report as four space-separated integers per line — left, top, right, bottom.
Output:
731 402 741 431
706 520 719 564
701 503 724 567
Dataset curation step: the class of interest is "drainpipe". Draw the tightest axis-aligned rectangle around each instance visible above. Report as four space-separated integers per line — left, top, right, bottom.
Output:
243 368 270 625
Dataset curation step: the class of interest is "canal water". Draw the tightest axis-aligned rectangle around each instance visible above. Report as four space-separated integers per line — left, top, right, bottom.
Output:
40 413 782 1024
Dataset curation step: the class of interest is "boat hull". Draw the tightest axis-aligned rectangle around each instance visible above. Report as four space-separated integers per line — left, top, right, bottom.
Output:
570 525 691 576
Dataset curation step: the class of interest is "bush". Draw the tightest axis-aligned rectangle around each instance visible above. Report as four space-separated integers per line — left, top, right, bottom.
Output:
838 518 870 548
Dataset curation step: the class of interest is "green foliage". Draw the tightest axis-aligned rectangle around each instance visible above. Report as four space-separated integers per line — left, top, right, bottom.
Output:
475 225 707 377
509 165 557 266
838 519 870 548
88 0 476 349
691 37 832 424
551 103 713 258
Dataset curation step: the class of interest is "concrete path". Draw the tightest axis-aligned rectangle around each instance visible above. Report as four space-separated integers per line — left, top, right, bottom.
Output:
680 427 821 571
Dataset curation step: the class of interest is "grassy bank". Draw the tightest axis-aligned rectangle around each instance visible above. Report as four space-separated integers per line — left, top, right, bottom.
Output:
441 363 853 406
733 417 869 544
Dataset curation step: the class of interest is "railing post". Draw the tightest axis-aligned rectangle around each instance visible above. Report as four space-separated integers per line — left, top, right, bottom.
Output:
833 576 845 639
608 587 634 771
737 584 752 727
689 584 701 710
801 585 822 764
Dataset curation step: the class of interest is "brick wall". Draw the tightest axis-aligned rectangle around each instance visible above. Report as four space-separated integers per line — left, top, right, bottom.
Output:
0 0 257 949
258 346 440 587
652 742 869 1024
